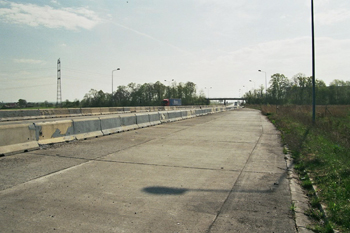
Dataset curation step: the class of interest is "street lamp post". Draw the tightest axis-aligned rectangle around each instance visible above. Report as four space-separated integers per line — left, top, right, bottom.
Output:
249 80 255 89
164 79 175 86
112 68 120 94
258 70 267 104
311 0 316 123
164 79 175 98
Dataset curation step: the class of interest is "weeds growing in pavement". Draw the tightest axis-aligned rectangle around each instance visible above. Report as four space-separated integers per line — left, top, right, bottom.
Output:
247 104 350 232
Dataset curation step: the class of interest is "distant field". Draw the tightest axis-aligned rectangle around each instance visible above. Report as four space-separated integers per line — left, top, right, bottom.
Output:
247 104 350 232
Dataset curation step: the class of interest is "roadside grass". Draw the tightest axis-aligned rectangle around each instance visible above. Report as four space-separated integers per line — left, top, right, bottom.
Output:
247 104 350 232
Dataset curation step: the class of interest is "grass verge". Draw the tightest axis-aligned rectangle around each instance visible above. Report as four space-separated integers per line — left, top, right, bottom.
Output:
247 104 350 232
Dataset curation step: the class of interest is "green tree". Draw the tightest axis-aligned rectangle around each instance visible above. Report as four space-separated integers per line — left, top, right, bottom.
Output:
18 99 27 108
267 73 290 104
329 79 350 104
183 82 196 105
154 81 166 103
114 85 131 106
81 89 108 107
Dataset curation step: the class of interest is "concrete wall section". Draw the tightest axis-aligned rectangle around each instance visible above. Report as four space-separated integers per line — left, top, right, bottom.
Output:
0 123 38 156
100 116 122 135
34 120 75 145
167 111 183 122
120 114 138 131
99 108 110 115
136 113 151 128
0 110 41 121
123 107 131 113
0 107 237 155
1 105 230 121
51 109 70 117
108 107 123 114
159 111 169 123
40 109 56 117
182 110 195 119
68 108 82 116
0 110 18 119
81 108 102 116
72 117 103 140
20 109 41 117
195 109 204 116
148 112 161 125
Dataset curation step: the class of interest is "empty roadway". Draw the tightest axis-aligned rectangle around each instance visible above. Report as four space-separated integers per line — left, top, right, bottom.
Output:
0 108 296 232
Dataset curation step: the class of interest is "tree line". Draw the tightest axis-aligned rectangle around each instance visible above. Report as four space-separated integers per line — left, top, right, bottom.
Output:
79 81 207 107
244 73 350 105
1 81 208 109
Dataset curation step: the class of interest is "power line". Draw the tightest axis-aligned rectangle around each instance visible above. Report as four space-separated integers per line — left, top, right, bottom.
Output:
64 68 109 77
0 76 54 82
0 84 55 91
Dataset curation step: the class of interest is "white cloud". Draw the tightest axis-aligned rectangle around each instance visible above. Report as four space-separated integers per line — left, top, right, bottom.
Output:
316 8 350 25
192 36 350 87
0 1 101 30
13 59 45 64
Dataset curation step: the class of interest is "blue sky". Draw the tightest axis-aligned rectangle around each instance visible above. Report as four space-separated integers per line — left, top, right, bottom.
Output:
1 0 350 102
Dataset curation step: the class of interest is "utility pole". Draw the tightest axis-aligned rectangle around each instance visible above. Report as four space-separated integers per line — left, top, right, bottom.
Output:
258 70 267 104
311 0 316 123
57 58 62 106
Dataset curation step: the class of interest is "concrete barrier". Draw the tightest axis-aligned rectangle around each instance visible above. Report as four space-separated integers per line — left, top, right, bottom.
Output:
52 108 70 117
136 113 151 128
100 116 122 135
204 108 212 114
72 117 103 140
34 120 75 145
123 107 131 113
81 108 101 116
68 108 82 117
1 106 235 155
195 109 204 116
0 109 41 121
100 107 110 115
167 111 183 122
159 111 169 123
148 112 161 125
181 110 193 119
40 109 56 117
21 109 41 117
135 107 146 112
0 123 38 156
226 106 236 111
120 114 138 131
80 108 90 116
1 105 228 121
0 110 18 119
108 107 123 114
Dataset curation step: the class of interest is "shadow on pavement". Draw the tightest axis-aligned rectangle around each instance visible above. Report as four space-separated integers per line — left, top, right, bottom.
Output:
142 170 289 195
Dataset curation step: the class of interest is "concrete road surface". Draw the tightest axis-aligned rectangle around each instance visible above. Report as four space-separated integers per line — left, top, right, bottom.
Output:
0 108 296 232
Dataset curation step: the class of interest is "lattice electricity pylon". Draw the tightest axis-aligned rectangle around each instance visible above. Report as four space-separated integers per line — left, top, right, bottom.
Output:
57 58 62 106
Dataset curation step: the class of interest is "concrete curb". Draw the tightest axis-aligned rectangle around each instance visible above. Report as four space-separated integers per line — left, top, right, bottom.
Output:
285 153 314 233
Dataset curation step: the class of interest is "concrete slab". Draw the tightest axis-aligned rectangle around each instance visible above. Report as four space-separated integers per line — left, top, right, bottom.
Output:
0 109 299 232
